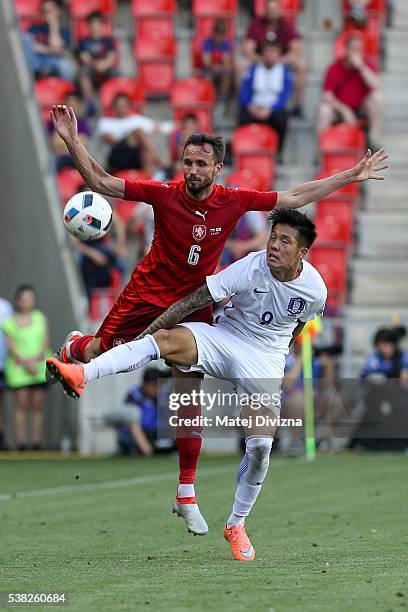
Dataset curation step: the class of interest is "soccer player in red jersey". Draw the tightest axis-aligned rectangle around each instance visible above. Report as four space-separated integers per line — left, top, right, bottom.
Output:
50 104 387 534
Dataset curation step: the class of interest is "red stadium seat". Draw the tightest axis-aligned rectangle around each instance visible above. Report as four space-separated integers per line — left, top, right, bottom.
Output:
70 0 116 18
193 0 236 39
34 77 75 122
171 77 216 131
89 289 117 321
134 36 176 96
99 78 145 113
322 154 362 175
320 124 365 154
232 124 278 189
15 0 41 16
132 0 175 39
57 168 85 203
255 0 300 18
225 169 267 192
309 246 349 310
315 170 360 203
113 170 151 225
314 200 354 246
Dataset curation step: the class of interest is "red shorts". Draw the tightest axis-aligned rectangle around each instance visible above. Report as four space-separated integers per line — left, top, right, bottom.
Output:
95 280 213 352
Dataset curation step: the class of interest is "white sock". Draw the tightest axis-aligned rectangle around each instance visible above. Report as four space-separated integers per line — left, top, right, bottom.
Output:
177 484 195 499
227 436 273 528
83 335 160 383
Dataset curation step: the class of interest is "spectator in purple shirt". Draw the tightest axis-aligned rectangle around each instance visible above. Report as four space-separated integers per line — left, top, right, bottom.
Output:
23 0 74 81
47 92 91 170
77 11 119 111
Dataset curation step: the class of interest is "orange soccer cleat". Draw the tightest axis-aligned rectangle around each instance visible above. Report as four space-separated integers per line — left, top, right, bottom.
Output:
46 357 85 399
224 524 256 561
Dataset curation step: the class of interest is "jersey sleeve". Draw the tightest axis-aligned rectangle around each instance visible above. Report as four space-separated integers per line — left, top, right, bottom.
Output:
236 188 278 213
123 180 168 205
206 255 253 302
299 291 327 323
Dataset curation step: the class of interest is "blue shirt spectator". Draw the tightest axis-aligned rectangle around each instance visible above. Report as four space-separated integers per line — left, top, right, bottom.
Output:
360 327 408 381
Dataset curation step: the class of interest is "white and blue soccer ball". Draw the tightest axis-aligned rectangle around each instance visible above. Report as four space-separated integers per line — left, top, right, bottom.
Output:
63 191 112 241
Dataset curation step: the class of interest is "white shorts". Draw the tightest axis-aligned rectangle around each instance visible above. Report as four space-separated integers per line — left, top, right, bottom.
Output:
178 322 285 414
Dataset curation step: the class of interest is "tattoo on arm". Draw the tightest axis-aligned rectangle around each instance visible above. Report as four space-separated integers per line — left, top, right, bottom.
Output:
289 321 306 347
136 284 215 339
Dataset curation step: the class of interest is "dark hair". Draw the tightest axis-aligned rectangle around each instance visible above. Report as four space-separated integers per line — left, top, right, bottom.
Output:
267 208 317 248
374 326 406 346
183 133 226 164
213 19 227 35
143 368 161 383
14 285 37 309
113 92 130 104
182 112 199 123
87 10 104 23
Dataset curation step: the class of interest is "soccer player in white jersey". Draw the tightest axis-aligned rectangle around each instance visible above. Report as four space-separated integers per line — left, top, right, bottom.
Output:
47 208 327 561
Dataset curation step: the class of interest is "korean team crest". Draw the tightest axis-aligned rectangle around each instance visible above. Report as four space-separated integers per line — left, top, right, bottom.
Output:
192 224 207 241
287 297 306 316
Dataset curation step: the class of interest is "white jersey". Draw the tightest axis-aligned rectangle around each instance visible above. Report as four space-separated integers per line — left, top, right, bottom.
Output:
206 251 327 355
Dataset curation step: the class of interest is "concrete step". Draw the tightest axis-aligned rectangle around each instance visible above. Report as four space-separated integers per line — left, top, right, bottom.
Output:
343 305 408 355
350 259 408 306
384 31 408 73
364 167 408 211
357 212 408 257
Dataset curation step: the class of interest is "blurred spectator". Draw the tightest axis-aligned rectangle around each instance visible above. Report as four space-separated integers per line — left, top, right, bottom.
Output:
23 0 74 81
201 20 234 106
346 0 371 27
317 33 384 149
96 93 170 175
1 286 51 451
170 113 200 172
361 327 408 382
47 92 92 170
243 0 306 115
106 368 176 456
239 41 293 151
0 297 13 450
76 11 119 114
220 211 268 266
281 343 344 451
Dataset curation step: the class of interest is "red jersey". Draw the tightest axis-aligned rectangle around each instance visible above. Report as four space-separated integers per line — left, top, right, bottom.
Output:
124 179 277 307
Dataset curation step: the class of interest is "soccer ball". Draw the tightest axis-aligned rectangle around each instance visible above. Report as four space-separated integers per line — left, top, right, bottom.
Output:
63 191 113 241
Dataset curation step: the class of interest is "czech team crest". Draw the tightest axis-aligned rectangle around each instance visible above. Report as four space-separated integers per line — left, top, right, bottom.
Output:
287 297 306 316
192 225 207 241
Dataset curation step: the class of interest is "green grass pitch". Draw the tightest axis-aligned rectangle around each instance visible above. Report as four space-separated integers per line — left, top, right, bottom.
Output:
0 453 407 612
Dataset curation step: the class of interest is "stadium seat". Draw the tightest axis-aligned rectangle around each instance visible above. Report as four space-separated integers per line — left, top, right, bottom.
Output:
34 77 75 122
131 0 175 39
225 170 267 192
134 36 176 97
232 124 279 190
15 0 41 16
320 124 366 154
57 168 85 203
254 0 300 19
99 78 145 114
113 170 151 225
171 77 216 131
70 0 116 18
89 289 117 321
315 170 360 203
314 200 354 247
322 154 363 175
309 246 349 310
192 0 236 38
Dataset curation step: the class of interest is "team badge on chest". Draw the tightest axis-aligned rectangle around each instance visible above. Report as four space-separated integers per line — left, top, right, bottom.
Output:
192 224 207 241
287 297 306 316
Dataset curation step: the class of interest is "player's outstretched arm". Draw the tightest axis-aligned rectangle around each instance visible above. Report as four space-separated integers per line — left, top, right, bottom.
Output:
137 284 216 339
277 148 388 209
50 105 125 198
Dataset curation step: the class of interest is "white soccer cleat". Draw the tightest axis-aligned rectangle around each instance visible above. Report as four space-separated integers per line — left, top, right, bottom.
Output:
172 499 209 536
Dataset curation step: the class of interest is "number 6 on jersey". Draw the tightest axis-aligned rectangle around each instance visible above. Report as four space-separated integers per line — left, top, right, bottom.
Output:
188 244 201 265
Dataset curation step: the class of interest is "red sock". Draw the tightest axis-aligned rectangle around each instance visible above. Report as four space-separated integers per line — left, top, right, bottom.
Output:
176 402 203 485
69 335 94 362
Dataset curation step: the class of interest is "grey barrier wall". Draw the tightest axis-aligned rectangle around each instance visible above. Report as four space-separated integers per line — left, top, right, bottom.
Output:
0 1 85 449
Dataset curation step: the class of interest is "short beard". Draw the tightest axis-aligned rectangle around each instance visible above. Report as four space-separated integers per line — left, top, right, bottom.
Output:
186 176 214 194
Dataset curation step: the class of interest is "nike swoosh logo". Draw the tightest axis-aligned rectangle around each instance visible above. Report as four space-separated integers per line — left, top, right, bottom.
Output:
241 545 254 558
254 289 269 293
